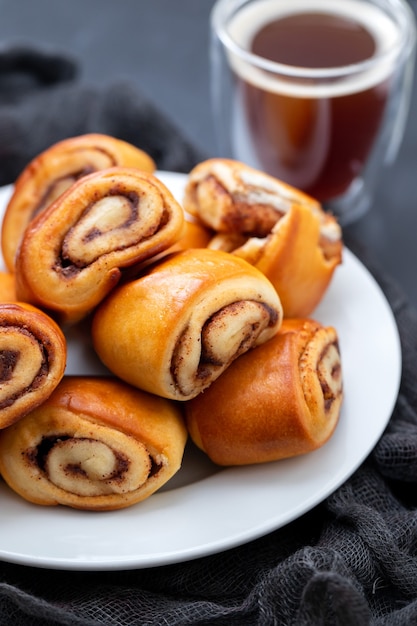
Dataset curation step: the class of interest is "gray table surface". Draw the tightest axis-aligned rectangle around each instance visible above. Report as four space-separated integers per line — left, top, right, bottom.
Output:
1 0 416 309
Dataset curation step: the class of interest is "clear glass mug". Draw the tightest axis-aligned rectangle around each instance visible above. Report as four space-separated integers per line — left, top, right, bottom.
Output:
210 0 416 224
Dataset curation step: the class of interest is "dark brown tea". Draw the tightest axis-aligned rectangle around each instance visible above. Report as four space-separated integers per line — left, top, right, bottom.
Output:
251 12 376 68
227 0 398 201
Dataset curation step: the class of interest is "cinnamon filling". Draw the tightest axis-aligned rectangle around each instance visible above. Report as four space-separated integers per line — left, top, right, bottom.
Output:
318 340 343 412
0 349 18 382
0 327 49 409
205 175 285 236
196 172 342 261
171 300 279 393
35 166 96 216
55 186 169 275
28 435 162 482
34 436 115 471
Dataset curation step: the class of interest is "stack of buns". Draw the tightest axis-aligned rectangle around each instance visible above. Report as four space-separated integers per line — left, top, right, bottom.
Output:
0 134 344 511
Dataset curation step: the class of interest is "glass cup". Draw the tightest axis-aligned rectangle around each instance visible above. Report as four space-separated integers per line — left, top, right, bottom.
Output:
210 0 416 224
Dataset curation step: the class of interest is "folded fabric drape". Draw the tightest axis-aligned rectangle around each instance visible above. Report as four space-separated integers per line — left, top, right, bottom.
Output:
0 47 206 186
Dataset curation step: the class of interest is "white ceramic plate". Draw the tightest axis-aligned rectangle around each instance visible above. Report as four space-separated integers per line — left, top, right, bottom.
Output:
0 172 401 571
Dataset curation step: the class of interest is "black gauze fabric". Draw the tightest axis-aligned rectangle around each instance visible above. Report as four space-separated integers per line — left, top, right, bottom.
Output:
0 46 205 184
0 48 417 626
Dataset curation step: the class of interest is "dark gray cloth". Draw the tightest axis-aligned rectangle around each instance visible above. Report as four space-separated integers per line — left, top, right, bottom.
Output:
0 46 205 184
1 47 417 626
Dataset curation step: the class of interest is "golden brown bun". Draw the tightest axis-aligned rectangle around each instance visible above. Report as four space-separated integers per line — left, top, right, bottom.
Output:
168 217 213 252
229 202 342 318
184 157 321 235
0 302 66 429
184 158 343 318
14 167 184 325
0 376 187 511
185 318 343 466
138 216 213 270
92 248 283 401
1 133 156 272
0 271 16 302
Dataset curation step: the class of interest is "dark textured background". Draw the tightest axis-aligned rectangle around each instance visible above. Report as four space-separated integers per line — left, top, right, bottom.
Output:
0 0 415 309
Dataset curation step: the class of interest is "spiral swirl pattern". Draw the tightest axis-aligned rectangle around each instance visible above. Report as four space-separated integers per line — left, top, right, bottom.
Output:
0 303 66 429
92 248 283 401
15 167 184 324
1 133 155 272
0 377 187 510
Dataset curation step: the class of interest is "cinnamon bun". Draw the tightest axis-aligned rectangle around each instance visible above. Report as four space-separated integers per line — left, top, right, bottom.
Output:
183 159 342 318
1 133 155 272
0 376 187 510
92 248 283 401
14 167 184 324
0 302 66 429
185 318 343 465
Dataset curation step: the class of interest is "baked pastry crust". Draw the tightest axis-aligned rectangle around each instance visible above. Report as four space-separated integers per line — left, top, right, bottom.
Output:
1 133 155 272
0 302 66 429
185 318 343 465
92 248 283 401
169 217 213 253
184 157 322 234
0 376 187 510
0 271 16 302
183 159 343 318
14 167 184 325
